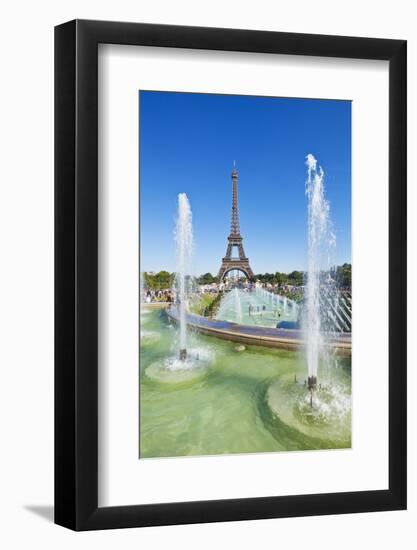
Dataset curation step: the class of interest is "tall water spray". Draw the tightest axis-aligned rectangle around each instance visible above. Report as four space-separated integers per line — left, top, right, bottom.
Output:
233 288 243 324
305 154 335 391
175 193 193 360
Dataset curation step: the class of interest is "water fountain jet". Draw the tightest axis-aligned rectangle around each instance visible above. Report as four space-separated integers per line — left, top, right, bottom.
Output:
175 193 193 361
305 153 335 396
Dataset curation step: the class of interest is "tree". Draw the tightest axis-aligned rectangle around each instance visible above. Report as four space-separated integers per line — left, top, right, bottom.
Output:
334 263 351 289
144 270 174 290
196 272 219 285
287 270 304 286
274 272 286 286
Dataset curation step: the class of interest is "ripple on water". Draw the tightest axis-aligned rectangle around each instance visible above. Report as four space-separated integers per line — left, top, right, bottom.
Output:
266 374 351 446
140 330 161 346
145 347 213 384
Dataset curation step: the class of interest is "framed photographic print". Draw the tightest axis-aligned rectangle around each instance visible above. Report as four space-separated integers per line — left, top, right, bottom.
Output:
55 20 407 530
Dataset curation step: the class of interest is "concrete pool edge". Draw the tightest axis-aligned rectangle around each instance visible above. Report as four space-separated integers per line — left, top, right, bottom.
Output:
151 304 351 356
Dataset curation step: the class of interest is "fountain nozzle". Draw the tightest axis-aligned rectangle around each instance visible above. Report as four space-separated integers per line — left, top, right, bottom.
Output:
307 376 317 391
179 348 187 361
308 376 317 408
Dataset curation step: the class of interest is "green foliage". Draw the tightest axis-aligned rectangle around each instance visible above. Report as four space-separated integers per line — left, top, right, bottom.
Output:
143 264 351 293
189 293 217 315
253 266 351 289
254 270 304 286
204 292 223 317
196 272 219 285
190 292 223 317
143 270 174 290
332 263 352 289
287 270 304 285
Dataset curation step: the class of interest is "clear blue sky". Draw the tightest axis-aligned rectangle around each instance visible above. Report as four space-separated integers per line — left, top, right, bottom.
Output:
139 91 351 275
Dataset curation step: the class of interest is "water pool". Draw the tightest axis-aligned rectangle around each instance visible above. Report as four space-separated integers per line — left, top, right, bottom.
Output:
139 308 351 459
215 288 299 328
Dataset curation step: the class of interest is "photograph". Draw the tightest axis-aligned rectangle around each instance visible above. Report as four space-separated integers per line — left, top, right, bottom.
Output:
139 91 352 459
0 0 409 543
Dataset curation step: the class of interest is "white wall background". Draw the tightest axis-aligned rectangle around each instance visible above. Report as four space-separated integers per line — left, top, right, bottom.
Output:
0 1 415 548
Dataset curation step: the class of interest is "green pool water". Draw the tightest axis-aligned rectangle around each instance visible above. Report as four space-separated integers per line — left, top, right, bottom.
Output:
140 308 351 459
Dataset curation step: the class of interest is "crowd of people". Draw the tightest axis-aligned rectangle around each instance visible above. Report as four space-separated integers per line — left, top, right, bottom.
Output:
142 289 175 304
141 282 305 305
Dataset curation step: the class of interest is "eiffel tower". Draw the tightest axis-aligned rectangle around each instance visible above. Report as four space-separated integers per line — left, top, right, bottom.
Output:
217 165 255 282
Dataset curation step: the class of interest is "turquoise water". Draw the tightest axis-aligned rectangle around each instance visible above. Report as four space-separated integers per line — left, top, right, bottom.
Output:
215 288 298 328
140 307 351 459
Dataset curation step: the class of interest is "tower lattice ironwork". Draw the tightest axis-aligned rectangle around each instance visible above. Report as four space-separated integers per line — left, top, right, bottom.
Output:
217 166 254 281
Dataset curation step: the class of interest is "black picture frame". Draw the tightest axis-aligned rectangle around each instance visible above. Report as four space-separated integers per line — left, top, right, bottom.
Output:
55 19 407 531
